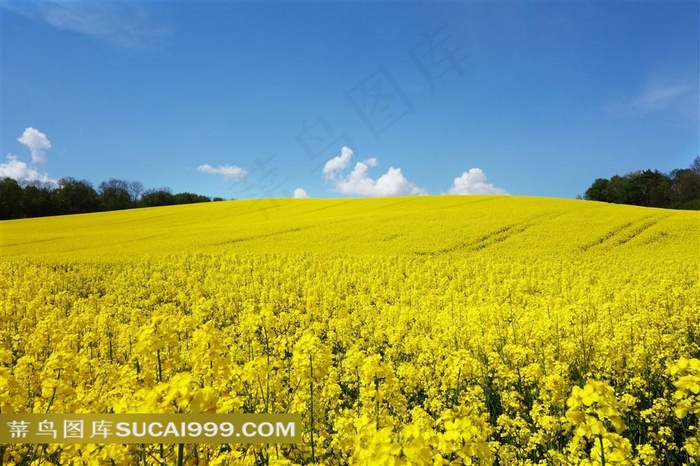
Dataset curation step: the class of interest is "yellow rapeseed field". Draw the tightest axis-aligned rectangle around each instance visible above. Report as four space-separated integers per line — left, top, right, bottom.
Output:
1 196 698 465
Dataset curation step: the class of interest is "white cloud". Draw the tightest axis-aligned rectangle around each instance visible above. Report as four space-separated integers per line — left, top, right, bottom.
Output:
18 127 51 164
1 1 167 48
0 155 56 184
3 127 56 184
448 168 507 195
613 70 699 118
196 164 247 180
323 146 427 197
626 84 692 113
293 188 309 198
323 146 354 176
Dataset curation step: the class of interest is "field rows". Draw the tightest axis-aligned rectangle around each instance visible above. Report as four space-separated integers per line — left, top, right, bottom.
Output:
1 197 698 464
2 197 697 259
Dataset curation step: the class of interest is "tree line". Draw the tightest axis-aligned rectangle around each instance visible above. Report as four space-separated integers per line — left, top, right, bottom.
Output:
0 177 225 220
583 157 700 210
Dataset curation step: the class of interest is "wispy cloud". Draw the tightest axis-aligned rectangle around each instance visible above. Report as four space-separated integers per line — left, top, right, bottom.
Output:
625 84 693 113
614 70 699 118
447 168 507 195
2 1 168 48
197 164 247 181
323 146 426 197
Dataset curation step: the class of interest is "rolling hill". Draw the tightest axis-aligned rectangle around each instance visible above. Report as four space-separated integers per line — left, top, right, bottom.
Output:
1 196 697 261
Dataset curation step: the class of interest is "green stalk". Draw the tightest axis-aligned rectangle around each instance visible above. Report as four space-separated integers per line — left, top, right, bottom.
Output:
309 355 315 464
177 443 184 466
375 377 380 431
157 349 163 383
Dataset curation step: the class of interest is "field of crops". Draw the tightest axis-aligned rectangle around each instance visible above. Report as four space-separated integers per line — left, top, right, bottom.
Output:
1 196 699 465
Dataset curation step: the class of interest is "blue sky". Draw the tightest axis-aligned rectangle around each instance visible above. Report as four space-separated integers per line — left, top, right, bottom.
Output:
1 1 698 200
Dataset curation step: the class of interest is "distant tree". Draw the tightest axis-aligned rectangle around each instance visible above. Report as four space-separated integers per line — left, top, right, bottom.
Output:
127 181 145 204
172 192 211 205
140 188 174 207
584 178 610 202
0 177 23 219
55 178 99 214
584 159 699 210
634 169 673 207
1 175 216 218
98 179 132 211
622 171 648 205
603 175 627 204
691 156 700 177
668 160 698 210
21 180 57 218
671 168 700 200
212 197 225 202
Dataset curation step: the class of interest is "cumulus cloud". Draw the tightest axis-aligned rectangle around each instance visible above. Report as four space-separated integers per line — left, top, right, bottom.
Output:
323 146 426 197
293 188 309 198
0 155 56 184
18 127 51 164
2 127 56 184
448 168 507 195
322 146 354 176
196 164 247 180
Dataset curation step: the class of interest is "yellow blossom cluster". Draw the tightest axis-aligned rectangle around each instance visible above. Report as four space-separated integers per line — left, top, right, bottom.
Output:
0 196 698 464
670 357 700 461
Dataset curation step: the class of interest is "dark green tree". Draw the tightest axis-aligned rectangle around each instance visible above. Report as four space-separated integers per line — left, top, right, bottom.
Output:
139 188 175 207
172 192 211 204
670 168 700 204
584 178 610 202
584 158 699 210
55 178 99 214
98 179 133 210
21 180 57 218
0 177 23 219
633 170 673 207
603 175 628 204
